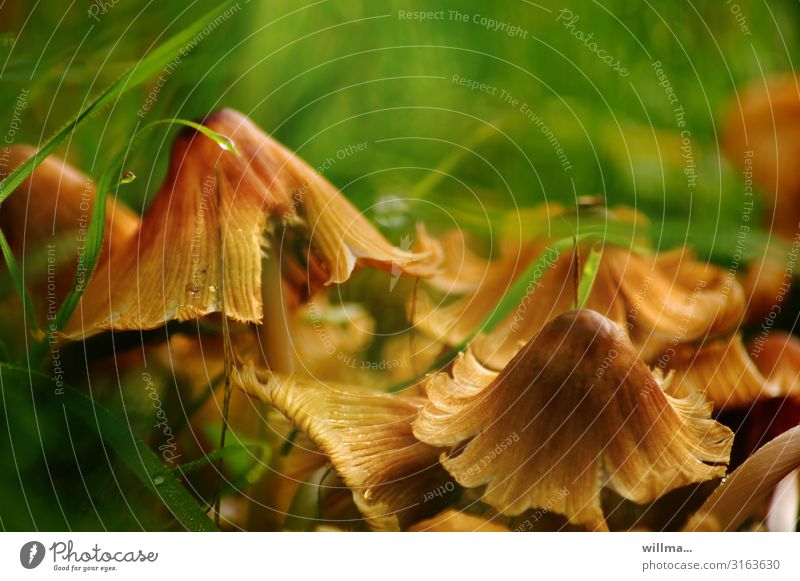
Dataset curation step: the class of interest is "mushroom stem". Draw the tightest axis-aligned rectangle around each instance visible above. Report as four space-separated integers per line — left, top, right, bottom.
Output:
685 425 800 531
258 235 295 374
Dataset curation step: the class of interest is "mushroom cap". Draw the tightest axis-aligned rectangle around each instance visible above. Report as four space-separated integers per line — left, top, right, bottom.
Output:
414 241 744 370
233 362 455 531
414 309 733 530
61 109 439 340
723 75 800 238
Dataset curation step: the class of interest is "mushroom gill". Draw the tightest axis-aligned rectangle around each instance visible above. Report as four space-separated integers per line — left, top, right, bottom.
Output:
418 229 493 296
412 240 548 356
61 108 439 340
232 362 455 531
413 309 733 530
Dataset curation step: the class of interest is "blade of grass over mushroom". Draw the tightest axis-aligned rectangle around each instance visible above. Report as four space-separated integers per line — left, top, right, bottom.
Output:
477 235 612 334
213 166 236 528
394 228 649 392
54 119 238 333
0 0 240 205
391 236 578 392
0 227 39 336
577 245 602 309
0 363 217 531
281 428 300 456
506 205 652 251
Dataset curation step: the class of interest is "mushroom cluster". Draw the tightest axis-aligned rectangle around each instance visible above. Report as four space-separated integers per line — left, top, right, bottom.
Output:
2 105 799 532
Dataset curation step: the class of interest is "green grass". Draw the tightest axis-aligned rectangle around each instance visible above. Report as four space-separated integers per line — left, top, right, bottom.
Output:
1 0 799 531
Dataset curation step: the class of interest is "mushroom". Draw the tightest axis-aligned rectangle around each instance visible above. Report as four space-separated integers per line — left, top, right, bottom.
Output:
738 241 792 326
414 237 743 370
723 75 800 239
0 145 139 324
685 425 800 531
2 111 446 530
413 309 733 530
233 362 456 531
663 330 800 412
748 331 800 397
60 109 440 349
722 76 800 322
666 335 782 410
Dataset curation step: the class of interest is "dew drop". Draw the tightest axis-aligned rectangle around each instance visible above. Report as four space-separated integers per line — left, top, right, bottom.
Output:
120 170 136 185
218 136 236 153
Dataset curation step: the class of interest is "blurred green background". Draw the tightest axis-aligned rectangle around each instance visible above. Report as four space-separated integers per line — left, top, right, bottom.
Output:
1 0 798 530
2 0 797 254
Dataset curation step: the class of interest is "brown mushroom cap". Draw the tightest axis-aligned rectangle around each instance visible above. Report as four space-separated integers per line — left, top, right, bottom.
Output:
0 145 139 326
233 362 455 531
749 331 800 397
667 334 783 411
723 75 800 239
61 109 439 339
414 309 733 530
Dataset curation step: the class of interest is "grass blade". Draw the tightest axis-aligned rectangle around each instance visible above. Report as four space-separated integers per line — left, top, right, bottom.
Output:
0 362 217 531
391 231 631 393
577 245 602 310
171 444 262 476
0 227 39 335
478 236 576 334
390 237 575 392
0 0 239 205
